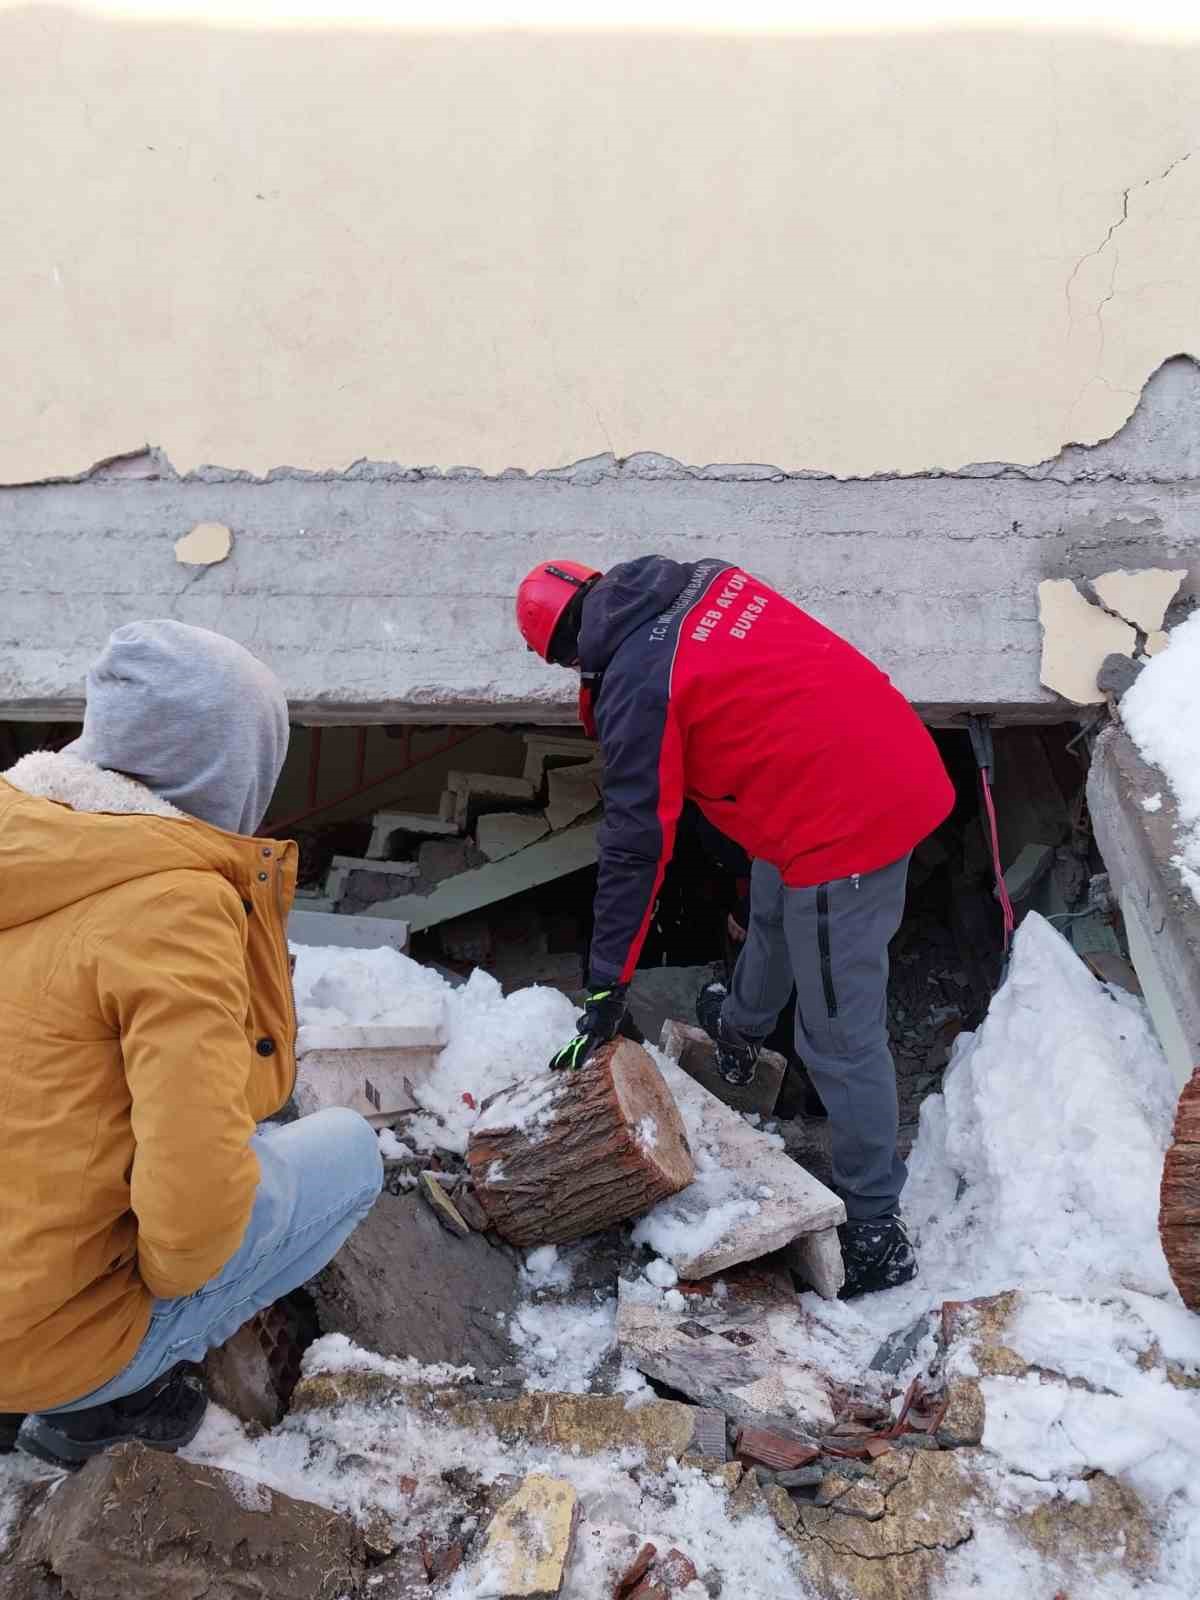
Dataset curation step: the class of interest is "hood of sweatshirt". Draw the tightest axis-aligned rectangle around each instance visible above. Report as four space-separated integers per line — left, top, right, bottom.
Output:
63 619 289 835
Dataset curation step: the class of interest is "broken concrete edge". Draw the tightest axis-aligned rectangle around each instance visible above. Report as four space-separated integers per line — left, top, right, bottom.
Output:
1087 725 1200 1091
13 354 1200 488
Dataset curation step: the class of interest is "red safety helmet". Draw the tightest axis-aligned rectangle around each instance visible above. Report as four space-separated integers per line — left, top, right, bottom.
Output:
515 560 601 661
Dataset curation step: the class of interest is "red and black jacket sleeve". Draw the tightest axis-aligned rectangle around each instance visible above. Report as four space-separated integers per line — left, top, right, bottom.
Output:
587 658 686 989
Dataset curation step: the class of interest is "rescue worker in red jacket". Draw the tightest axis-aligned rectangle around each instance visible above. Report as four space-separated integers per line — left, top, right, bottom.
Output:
515 555 955 1297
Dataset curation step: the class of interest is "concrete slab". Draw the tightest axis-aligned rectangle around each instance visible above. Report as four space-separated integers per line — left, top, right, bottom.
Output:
288 908 410 953
367 810 460 857
476 810 551 860
1038 579 1136 705
1088 725 1200 1090
366 820 599 932
659 1017 787 1120
646 1042 845 1279
617 1267 837 1440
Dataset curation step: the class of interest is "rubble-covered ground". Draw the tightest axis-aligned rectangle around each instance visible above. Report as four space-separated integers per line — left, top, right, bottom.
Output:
4 913 1199 1599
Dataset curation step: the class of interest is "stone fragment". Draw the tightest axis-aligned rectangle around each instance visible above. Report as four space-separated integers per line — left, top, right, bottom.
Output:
657 1549 699 1592
17 1442 362 1600
1097 651 1144 699
1013 1471 1153 1576
1038 578 1136 705
1001 841 1055 902
646 1042 844 1280
1145 628 1171 656
309 1188 520 1372
658 1017 787 1120
544 763 601 830
869 1311 935 1375
938 1291 1030 1378
933 1377 985 1448
203 1319 280 1428
474 1475 579 1599
1092 567 1186 634
618 1267 836 1438
784 1226 845 1299
627 1586 668 1600
476 811 551 861
418 1171 471 1237
174 521 232 565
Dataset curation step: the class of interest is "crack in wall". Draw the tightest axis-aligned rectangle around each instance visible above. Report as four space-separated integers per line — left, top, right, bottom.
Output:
1065 150 1195 323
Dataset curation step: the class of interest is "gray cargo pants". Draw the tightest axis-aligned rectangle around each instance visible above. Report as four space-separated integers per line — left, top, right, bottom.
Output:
722 853 910 1221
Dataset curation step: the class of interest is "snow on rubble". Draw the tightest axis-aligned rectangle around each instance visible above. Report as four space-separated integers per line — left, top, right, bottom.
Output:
1122 608 1200 906
4 914 1200 1597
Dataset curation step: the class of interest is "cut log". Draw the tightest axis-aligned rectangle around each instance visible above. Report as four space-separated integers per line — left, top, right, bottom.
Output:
1160 1064 1200 1310
467 1040 696 1248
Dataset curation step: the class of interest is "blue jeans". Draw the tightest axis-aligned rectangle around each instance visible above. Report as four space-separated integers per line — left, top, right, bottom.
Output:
41 1108 383 1414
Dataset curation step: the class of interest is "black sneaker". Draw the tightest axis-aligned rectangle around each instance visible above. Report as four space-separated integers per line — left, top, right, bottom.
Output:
838 1215 917 1299
696 981 762 1087
0 1413 26 1454
18 1364 208 1469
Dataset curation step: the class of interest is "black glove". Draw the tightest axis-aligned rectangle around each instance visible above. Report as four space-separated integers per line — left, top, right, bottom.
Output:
549 985 628 1071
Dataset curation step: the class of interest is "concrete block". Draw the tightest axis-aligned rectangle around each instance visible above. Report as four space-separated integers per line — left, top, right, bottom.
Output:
447 771 536 828
659 1016 787 1120
1092 567 1187 634
288 908 410 953
617 1267 836 1439
294 1007 446 1126
647 1038 845 1279
522 734 598 785
18 1442 362 1600
544 763 601 830
326 854 420 907
476 810 551 860
1088 726 1200 1090
475 1476 579 1600
367 821 599 932
1038 579 1136 705
784 1225 846 1300
367 809 460 857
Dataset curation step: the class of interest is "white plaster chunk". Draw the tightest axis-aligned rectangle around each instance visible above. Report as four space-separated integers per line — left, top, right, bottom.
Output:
1145 629 1171 657
475 810 551 861
1092 567 1186 634
175 521 233 565
1038 579 1136 705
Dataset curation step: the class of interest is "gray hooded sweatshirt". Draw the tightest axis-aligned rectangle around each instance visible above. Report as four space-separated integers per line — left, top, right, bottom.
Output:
66 620 290 835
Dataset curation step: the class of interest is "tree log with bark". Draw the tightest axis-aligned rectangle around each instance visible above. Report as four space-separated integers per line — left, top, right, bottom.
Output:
467 1039 696 1248
1161 1065 1200 1311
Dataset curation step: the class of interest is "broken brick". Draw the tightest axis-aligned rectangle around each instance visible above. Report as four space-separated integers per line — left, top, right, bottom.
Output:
615 1543 657 1597
658 1548 700 1590
627 1586 670 1600
735 1425 821 1471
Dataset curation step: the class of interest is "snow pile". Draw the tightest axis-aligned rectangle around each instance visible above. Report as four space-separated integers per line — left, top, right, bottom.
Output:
291 944 579 1153
1122 610 1200 905
302 1332 476 1388
510 1299 618 1393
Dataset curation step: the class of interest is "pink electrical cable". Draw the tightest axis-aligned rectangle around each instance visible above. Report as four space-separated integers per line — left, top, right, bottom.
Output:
980 772 1015 954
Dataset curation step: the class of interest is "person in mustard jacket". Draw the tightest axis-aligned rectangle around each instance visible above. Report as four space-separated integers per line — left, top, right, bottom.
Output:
0 621 383 1467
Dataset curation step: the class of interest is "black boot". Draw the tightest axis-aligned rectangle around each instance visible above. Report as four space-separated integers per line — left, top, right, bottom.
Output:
696 981 762 1087
18 1364 208 1469
838 1215 917 1299
0 1414 26 1455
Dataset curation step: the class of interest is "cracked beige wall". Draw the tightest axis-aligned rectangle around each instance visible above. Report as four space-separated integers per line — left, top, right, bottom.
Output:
4 3 1200 481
